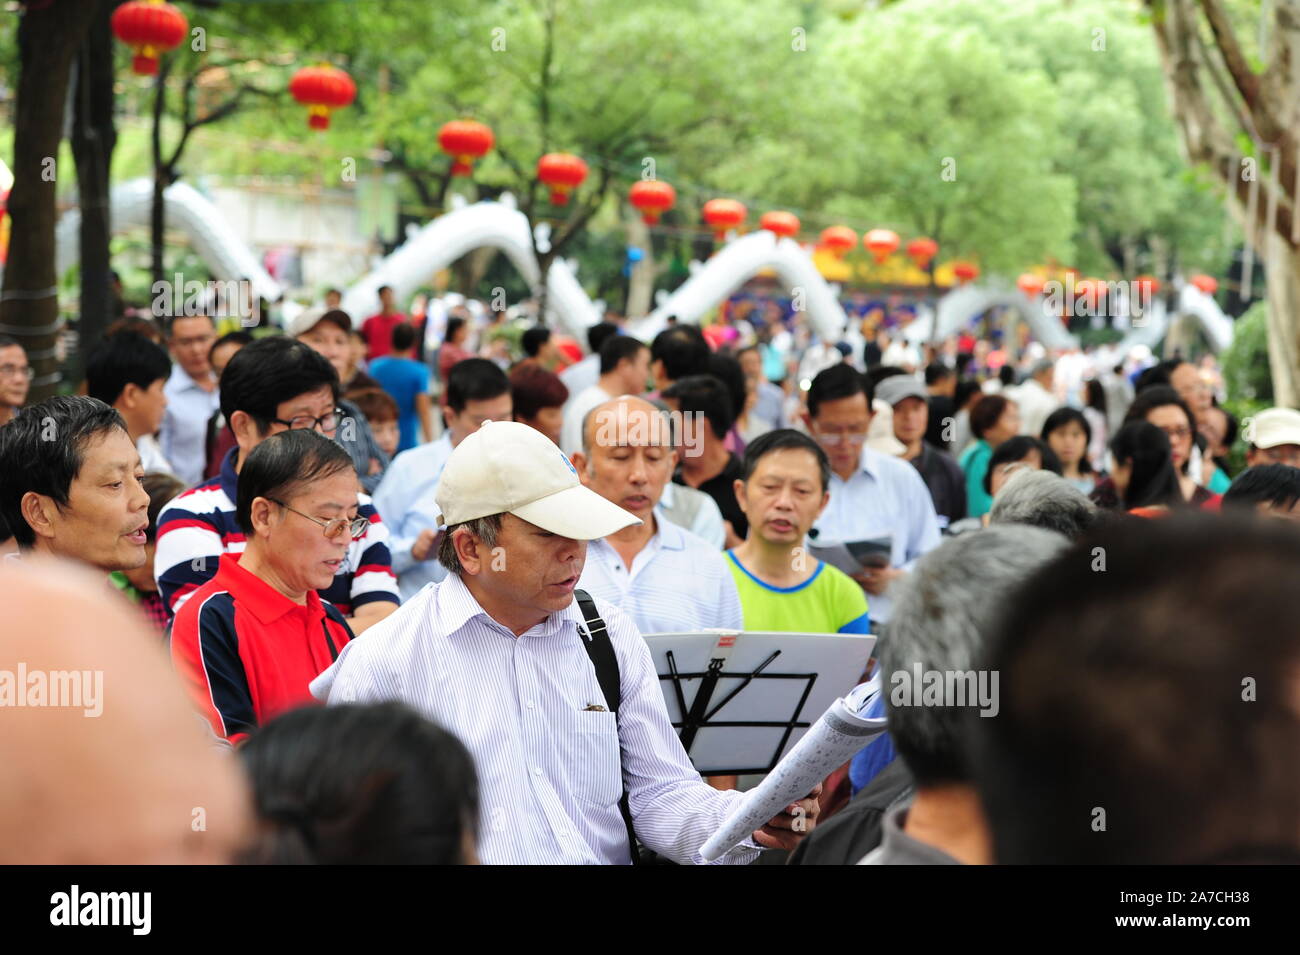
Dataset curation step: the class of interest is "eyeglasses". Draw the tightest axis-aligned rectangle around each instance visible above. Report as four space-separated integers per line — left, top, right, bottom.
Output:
268 498 368 541
811 427 868 447
270 408 343 432
1259 446 1300 466
173 334 217 349
0 363 32 380
1157 425 1193 441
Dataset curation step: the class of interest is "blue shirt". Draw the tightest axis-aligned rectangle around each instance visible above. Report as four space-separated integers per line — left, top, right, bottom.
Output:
369 356 430 452
372 433 453 529
160 363 220 486
812 446 942 625
577 518 743 635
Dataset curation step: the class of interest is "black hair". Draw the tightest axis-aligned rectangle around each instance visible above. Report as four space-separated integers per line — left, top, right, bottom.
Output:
0 396 129 547
973 514 1300 863
1133 358 1185 393
984 436 1061 496
924 362 955 386
970 393 1012 440
1040 407 1094 475
238 702 479 865
1123 385 1197 473
998 365 1016 387
865 364 907 391
210 330 254 365
586 321 619 354
650 324 710 382
954 378 982 411
390 322 417 353
444 316 467 344
1222 464 1300 514
84 331 172 407
377 284 393 296
521 325 551 358
662 374 734 441
218 336 340 430
141 471 186 542
1084 378 1106 415
164 312 216 336
1109 420 1183 510
708 354 746 423
741 427 831 492
444 357 510 413
598 335 646 376
0 333 22 350
807 363 873 419
508 363 568 420
235 428 355 535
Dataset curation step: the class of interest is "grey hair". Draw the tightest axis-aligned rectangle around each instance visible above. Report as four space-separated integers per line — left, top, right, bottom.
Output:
436 513 504 575
989 468 1096 540
580 396 673 456
879 524 1069 786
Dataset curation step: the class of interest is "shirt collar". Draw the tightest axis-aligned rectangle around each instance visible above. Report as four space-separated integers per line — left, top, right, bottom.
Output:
214 553 325 625
438 571 575 640
168 363 213 393
219 446 240 501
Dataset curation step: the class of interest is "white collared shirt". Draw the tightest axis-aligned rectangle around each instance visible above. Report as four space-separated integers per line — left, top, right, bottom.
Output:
577 518 742 635
159 364 219 486
310 573 759 865
812 445 942 625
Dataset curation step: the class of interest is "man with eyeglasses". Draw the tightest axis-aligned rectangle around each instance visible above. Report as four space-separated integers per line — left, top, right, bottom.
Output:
160 315 221 485
156 337 400 634
803 365 940 628
0 334 32 426
170 430 360 744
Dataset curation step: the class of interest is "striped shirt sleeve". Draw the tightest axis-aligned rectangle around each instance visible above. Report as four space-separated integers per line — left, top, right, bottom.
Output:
154 499 224 616
170 592 255 745
348 498 401 610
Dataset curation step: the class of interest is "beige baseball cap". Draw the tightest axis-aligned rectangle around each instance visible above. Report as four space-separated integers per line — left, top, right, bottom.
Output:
1252 407 1300 449
435 420 641 539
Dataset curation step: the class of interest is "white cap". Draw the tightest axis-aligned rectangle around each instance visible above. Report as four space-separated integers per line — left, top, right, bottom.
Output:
435 420 641 539
1252 408 1300 449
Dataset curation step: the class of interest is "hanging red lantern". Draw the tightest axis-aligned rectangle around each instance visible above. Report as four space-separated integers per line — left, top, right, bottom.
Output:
288 65 356 130
819 226 857 257
1190 273 1218 295
702 199 747 240
1017 273 1046 298
952 261 979 284
537 153 588 205
760 211 800 239
864 228 900 263
1133 275 1161 297
437 120 494 177
111 0 188 76
628 180 676 224
905 237 938 269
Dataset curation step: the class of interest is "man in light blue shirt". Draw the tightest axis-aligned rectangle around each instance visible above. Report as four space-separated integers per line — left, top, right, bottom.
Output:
803 365 941 626
573 395 742 634
160 315 220 485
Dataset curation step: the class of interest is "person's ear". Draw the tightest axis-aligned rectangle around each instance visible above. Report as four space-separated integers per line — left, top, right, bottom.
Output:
229 410 262 450
571 451 591 485
19 492 58 541
249 496 277 537
800 409 813 433
732 477 748 517
120 382 142 411
453 527 484 576
816 488 831 520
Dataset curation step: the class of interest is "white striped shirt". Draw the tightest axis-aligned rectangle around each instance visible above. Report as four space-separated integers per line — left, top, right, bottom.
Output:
310 572 760 865
577 518 743 635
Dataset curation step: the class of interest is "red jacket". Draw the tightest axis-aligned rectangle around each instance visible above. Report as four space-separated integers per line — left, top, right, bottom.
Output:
170 554 354 744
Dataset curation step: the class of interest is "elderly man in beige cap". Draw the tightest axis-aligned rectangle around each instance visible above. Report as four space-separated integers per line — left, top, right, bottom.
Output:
1245 407 1300 469
311 419 820 865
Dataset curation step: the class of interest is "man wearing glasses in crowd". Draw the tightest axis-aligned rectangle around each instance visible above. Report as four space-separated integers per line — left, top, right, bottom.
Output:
170 430 362 744
156 337 400 634
160 315 221 486
0 334 32 426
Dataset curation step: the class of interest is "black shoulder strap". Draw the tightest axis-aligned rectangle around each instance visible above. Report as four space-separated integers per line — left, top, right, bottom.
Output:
574 589 639 865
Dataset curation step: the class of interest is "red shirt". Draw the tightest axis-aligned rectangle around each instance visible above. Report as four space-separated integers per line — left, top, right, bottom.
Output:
362 311 407 360
170 554 354 744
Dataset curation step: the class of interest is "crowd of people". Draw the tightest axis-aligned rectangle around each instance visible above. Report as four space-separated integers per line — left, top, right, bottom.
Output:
1 286 1298 866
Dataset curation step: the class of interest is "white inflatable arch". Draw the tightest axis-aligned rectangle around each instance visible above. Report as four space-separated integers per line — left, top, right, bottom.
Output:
32 178 284 303
1116 284 1234 354
626 231 849 342
927 283 1079 349
340 196 601 339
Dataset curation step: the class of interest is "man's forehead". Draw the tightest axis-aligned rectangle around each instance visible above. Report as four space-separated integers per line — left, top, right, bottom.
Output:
78 429 139 473
0 345 25 360
750 451 820 481
280 388 334 410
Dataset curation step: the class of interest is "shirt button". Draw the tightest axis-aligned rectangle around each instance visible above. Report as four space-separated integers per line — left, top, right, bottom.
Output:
533 767 543 777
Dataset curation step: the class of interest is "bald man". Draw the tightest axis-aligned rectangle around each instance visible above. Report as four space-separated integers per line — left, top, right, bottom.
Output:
0 557 252 863
572 396 742 636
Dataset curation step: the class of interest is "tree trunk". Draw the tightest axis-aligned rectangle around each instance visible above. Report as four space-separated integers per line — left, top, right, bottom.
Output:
1264 229 1300 407
625 215 654 318
150 58 172 288
71 1 119 360
0 0 99 401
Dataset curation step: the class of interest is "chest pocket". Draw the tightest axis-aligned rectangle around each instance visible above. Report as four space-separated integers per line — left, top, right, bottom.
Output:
564 706 622 809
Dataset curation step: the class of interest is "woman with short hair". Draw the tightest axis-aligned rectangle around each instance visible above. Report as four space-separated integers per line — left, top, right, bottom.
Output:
959 393 1020 519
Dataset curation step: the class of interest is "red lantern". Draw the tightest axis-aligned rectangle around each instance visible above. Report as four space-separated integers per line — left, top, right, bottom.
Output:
1190 273 1218 295
438 120 494 177
760 211 800 239
906 237 938 269
628 180 676 224
864 228 900 264
702 199 747 239
537 153 588 205
1133 275 1161 297
952 261 979 284
288 65 356 130
1017 273 1046 298
819 226 857 257
111 0 188 76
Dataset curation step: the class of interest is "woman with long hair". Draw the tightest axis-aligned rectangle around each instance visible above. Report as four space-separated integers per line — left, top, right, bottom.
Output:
1097 421 1184 514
